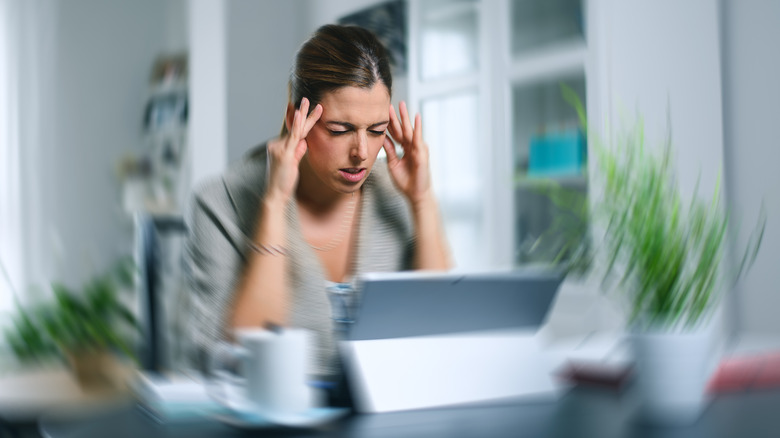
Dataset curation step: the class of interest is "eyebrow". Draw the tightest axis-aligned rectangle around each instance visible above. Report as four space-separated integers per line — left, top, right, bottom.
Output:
325 120 389 129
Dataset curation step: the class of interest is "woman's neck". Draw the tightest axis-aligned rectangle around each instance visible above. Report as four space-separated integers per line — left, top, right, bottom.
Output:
296 160 354 213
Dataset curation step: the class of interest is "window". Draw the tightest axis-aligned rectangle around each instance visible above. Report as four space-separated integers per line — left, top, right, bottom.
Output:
409 0 588 270
410 0 489 270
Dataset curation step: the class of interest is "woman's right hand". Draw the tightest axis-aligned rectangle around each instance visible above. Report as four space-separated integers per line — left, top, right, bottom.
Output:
266 97 323 203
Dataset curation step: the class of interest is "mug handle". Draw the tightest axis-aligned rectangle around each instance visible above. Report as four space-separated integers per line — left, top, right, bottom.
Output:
205 342 255 413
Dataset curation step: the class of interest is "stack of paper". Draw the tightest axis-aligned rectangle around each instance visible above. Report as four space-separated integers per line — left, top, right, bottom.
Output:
131 372 222 423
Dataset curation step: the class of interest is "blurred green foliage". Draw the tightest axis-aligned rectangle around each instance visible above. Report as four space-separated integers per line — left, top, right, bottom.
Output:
4 256 140 363
538 85 767 329
519 176 593 275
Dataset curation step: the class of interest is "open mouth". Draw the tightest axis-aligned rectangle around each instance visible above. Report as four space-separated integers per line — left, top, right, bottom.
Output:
339 168 367 183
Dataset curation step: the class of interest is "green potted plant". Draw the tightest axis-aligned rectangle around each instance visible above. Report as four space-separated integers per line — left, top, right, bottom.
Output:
542 87 766 423
3 257 140 392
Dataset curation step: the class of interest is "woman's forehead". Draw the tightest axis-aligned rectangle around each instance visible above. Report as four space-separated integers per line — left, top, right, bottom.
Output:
320 85 390 124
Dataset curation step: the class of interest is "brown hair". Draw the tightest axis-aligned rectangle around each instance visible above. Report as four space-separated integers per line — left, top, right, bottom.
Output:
281 24 393 135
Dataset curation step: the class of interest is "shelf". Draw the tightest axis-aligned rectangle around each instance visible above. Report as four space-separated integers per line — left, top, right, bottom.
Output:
510 0 585 57
515 173 588 189
508 41 587 86
149 79 187 97
421 0 477 23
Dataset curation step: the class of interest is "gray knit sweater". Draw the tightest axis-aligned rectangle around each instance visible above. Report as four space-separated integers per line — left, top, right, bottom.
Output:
183 143 415 377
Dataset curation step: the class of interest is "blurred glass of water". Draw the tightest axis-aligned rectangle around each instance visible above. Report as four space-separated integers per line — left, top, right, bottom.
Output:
326 283 358 332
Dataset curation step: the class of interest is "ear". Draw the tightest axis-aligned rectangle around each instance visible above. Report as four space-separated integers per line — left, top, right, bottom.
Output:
284 103 295 133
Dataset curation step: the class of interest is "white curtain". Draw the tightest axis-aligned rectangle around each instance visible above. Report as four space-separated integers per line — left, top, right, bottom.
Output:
0 0 22 315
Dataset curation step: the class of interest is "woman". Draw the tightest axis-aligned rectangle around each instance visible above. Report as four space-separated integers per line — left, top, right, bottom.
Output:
184 24 450 381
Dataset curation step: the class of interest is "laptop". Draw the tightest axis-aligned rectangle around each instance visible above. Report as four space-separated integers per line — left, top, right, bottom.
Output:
339 268 567 413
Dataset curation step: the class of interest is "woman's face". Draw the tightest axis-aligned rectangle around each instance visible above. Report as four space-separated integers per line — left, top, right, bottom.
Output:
299 84 390 195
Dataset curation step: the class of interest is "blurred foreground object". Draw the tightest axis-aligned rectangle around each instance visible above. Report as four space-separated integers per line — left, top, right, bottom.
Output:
3 257 140 393
0 367 132 424
130 372 219 423
543 86 767 425
708 351 780 393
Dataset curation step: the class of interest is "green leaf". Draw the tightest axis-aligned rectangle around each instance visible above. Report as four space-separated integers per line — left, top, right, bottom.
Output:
560 83 587 131
551 87 767 328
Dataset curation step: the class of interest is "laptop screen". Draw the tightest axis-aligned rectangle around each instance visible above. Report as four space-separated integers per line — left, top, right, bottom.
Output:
346 268 565 341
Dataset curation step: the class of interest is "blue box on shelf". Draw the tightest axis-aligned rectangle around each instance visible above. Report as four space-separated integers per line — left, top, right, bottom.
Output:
528 129 586 177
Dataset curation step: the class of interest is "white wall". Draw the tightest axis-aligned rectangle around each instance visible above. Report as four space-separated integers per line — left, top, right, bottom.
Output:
188 1 309 166
226 1 307 163
25 0 170 290
601 0 724 201
189 0 228 186
721 0 780 335
162 0 188 54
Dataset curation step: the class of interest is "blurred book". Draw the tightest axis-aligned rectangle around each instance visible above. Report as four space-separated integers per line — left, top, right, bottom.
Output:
553 332 634 392
528 129 586 177
707 352 780 393
557 361 634 392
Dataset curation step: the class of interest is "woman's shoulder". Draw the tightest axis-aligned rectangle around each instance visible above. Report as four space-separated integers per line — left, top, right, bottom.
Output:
224 143 269 192
192 143 267 200
188 143 268 226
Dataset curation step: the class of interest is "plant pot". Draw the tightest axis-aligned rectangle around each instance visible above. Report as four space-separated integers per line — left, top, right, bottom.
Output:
629 323 717 425
66 349 127 393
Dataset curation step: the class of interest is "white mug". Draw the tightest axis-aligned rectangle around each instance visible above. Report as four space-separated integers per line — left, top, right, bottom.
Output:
209 327 315 416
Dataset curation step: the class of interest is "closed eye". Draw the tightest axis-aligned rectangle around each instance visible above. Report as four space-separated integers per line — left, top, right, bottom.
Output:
329 129 349 136
369 130 385 136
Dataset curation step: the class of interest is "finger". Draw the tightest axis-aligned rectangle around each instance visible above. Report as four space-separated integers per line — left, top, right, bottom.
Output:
294 138 308 162
388 103 410 155
383 137 399 166
288 109 301 144
388 104 403 142
399 101 414 143
302 104 323 137
296 98 310 138
413 113 423 147
386 128 403 147
267 137 282 157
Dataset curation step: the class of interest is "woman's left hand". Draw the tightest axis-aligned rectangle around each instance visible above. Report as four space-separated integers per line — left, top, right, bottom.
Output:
384 101 434 205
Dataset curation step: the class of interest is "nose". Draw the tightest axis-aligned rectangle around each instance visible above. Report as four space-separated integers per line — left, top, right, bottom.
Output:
351 132 368 162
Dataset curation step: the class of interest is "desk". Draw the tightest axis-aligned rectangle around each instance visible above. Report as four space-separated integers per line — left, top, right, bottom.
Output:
0 368 130 438
35 386 780 438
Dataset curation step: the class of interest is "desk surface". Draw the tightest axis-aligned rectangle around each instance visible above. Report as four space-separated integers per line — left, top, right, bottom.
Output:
35 386 780 438
0 368 131 421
